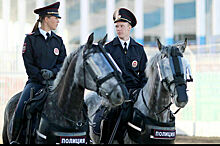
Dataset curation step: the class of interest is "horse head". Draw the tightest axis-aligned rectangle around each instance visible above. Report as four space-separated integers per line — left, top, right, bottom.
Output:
156 38 190 108
77 33 127 106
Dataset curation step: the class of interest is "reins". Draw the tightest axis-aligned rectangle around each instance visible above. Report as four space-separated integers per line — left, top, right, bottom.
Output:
141 88 181 122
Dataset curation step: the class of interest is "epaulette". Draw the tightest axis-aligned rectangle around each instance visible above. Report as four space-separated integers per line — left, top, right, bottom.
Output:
105 41 111 45
55 34 62 38
25 32 35 36
136 42 144 47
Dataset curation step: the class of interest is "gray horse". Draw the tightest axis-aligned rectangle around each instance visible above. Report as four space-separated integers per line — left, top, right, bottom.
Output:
85 38 192 144
2 33 127 144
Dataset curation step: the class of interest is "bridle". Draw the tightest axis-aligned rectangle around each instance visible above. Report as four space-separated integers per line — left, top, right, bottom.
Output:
158 46 187 95
141 89 180 122
145 46 189 119
82 43 126 100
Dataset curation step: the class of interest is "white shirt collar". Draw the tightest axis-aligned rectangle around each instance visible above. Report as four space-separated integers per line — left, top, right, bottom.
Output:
118 37 130 50
39 28 51 39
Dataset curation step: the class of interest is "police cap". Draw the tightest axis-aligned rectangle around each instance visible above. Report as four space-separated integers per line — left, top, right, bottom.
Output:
113 8 137 28
34 2 61 18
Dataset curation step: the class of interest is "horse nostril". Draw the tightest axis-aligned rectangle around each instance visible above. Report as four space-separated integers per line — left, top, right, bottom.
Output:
117 93 121 99
116 92 124 104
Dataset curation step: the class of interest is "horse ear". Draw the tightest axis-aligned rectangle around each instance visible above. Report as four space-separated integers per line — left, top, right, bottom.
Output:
180 38 187 53
156 38 163 51
184 38 187 48
98 34 108 46
86 32 94 49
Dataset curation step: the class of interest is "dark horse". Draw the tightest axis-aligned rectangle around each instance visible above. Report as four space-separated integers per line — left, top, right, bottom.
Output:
2 33 127 144
86 38 193 144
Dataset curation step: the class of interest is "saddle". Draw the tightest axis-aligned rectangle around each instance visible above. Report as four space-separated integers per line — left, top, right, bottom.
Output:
25 88 48 117
21 87 49 143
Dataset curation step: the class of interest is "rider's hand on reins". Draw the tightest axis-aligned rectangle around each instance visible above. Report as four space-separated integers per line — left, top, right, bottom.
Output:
41 69 54 80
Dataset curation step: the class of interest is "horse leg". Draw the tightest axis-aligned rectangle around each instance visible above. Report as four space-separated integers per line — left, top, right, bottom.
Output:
2 92 22 144
2 117 9 144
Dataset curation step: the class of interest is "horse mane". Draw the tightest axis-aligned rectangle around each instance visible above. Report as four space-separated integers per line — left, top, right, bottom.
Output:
52 45 84 90
145 52 161 79
144 52 162 98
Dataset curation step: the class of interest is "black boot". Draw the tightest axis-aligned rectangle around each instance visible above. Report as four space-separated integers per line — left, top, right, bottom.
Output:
100 108 120 144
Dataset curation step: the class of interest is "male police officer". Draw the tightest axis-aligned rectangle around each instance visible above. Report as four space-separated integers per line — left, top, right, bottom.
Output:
100 8 148 143
105 8 148 92
10 2 66 143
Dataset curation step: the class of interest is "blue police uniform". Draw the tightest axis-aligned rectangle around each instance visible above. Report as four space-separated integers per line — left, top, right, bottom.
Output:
22 28 66 84
10 2 66 143
105 37 148 91
16 28 67 118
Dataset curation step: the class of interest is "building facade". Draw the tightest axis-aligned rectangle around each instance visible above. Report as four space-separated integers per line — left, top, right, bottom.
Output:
0 0 220 48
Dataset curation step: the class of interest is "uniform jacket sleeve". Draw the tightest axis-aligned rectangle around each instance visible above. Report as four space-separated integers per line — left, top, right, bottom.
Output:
51 38 67 76
22 36 44 82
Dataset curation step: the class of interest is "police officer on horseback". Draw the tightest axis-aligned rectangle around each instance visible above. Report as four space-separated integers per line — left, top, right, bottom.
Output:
105 8 148 92
10 2 67 144
100 8 148 143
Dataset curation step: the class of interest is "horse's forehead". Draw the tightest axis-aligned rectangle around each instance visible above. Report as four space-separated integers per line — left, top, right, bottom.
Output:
172 43 185 50
167 45 178 50
162 45 182 55
84 44 100 55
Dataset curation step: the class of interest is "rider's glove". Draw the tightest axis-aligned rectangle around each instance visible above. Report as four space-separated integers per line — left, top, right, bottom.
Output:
41 69 54 80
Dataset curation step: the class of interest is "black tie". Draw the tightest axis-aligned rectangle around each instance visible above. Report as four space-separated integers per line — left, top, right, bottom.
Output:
123 42 127 54
46 32 50 41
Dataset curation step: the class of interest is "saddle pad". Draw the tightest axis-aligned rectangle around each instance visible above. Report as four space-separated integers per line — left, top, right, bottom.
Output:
150 128 176 140
54 131 87 144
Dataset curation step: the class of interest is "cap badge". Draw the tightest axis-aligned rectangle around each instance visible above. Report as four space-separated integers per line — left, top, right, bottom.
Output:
54 48 59 55
132 60 138 68
116 14 121 20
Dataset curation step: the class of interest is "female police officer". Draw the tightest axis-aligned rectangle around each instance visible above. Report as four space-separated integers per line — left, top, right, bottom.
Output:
10 2 67 143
